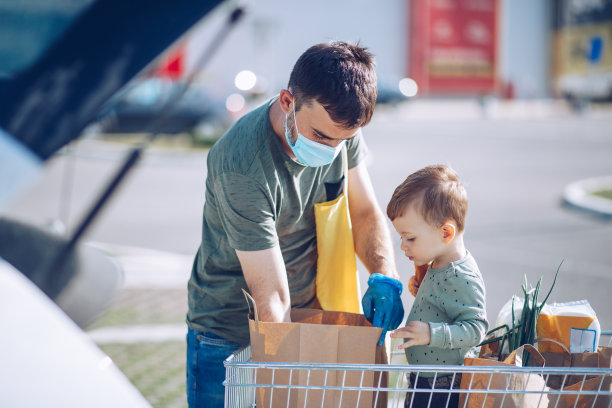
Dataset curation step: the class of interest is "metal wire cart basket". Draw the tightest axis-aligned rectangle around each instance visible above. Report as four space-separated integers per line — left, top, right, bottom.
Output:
224 335 612 408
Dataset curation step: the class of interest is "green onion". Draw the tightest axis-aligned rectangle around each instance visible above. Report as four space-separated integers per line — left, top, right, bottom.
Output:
479 260 563 364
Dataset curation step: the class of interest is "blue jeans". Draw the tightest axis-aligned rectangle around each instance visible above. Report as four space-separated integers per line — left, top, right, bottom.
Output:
186 328 243 408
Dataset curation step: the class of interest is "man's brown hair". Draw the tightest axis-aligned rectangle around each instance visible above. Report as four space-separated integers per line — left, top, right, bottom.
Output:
288 41 377 129
387 165 468 232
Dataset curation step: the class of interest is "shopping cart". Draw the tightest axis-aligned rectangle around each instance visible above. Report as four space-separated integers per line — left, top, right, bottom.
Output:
224 331 612 408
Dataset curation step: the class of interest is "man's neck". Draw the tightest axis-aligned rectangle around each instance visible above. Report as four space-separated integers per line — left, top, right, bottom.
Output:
432 235 467 269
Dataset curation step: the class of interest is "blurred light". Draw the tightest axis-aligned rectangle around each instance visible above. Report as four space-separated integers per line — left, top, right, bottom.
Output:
234 70 257 91
226 93 246 113
399 78 419 97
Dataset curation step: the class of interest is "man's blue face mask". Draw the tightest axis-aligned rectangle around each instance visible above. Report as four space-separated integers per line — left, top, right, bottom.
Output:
284 101 344 167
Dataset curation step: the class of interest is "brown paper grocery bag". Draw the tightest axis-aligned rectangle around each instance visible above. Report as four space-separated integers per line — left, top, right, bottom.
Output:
244 290 387 408
542 346 612 408
530 339 587 388
549 376 612 408
459 344 550 408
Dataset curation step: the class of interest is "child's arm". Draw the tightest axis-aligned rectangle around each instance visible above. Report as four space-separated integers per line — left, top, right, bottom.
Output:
428 272 488 350
392 272 488 350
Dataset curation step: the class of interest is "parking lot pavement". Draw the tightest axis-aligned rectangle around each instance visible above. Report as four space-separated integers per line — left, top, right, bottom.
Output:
85 245 192 408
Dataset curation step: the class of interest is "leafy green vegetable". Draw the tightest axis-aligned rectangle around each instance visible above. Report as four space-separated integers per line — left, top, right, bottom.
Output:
480 260 564 364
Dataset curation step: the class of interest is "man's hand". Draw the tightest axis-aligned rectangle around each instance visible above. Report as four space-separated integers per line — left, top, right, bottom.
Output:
390 321 431 350
347 163 402 347
362 273 404 347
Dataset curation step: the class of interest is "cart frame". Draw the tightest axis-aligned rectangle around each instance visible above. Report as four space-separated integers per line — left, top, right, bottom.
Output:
224 333 612 408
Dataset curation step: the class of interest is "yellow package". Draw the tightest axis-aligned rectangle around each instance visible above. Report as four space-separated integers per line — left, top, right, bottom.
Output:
536 300 600 353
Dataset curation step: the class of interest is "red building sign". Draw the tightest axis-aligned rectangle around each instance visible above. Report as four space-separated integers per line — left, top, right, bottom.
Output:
409 0 500 95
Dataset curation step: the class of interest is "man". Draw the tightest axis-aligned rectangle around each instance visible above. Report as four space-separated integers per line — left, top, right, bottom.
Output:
186 41 404 407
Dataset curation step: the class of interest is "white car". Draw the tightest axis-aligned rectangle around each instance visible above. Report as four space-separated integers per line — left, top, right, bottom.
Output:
0 0 240 405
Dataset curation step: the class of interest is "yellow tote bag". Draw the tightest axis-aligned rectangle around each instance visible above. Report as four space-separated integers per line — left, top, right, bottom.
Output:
314 147 361 313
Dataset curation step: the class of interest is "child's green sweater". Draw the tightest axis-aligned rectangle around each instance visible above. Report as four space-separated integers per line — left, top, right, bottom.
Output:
404 251 488 377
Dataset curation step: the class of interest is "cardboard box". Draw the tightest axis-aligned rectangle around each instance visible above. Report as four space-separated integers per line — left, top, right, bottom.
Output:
245 292 388 408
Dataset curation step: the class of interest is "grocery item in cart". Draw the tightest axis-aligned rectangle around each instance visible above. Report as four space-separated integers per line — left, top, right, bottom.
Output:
492 297 600 355
460 344 550 408
536 299 600 353
243 290 387 408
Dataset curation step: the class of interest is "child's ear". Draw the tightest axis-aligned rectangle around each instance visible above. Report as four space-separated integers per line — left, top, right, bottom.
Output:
441 222 456 243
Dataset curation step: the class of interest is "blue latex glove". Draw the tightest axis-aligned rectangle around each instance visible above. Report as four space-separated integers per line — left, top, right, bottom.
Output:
362 273 404 347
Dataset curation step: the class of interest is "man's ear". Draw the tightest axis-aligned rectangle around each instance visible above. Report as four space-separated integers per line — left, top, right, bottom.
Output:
441 222 456 243
279 89 294 114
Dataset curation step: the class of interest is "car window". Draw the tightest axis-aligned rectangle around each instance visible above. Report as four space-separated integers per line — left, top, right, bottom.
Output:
0 0 95 78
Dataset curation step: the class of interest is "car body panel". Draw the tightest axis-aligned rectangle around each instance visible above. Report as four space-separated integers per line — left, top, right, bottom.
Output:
0 0 224 160
0 0 228 405
0 260 150 407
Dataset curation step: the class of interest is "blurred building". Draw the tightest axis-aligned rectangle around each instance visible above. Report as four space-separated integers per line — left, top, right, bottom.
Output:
551 0 612 102
164 0 610 101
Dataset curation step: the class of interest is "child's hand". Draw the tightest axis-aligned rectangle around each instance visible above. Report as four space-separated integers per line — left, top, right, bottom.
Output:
409 263 429 297
408 275 420 297
390 321 431 349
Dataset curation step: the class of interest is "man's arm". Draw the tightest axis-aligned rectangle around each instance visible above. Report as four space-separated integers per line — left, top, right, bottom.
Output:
348 162 404 346
347 162 398 279
236 246 291 323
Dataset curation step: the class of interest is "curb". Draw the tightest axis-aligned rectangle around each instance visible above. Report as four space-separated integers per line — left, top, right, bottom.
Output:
376 99 612 121
90 242 192 289
563 176 612 218
88 324 187 344
85 243 191 344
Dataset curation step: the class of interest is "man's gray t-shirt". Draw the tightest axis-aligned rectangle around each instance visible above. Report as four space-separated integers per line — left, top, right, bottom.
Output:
187 98 367 344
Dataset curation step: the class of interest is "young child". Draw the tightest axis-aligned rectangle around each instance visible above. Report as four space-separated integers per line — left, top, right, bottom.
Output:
387 165 488 408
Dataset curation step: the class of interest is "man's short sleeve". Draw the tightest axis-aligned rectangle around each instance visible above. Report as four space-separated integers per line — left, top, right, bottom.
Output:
346 129 368 169
213 171 278 251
